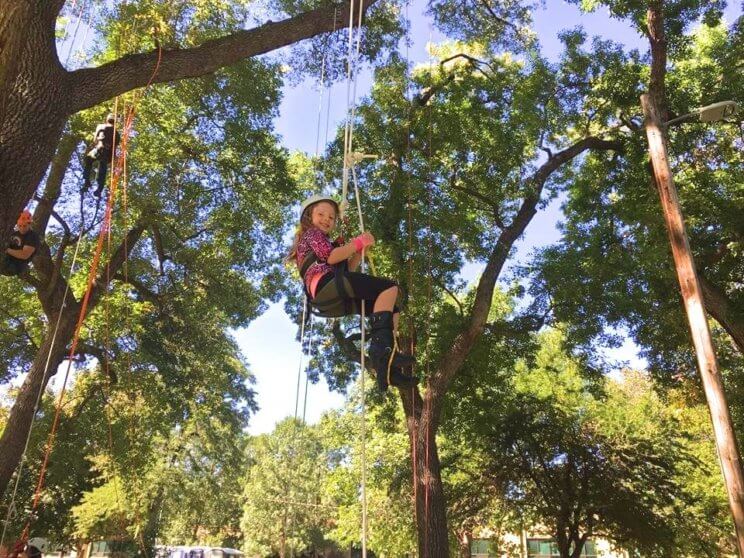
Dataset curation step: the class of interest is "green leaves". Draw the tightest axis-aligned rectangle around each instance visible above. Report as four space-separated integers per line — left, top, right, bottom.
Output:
241 419 330 556
448 326 724 556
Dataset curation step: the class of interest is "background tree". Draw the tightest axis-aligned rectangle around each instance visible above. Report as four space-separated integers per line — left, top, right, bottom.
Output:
240 419 328 558
453 327 722 557
526 17 744 375
318 390 417 555
0 0 396 243
301 33 623 553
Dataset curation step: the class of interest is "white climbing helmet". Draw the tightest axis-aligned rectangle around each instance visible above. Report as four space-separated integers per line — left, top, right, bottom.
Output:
300 195 339 219
27 538 50 554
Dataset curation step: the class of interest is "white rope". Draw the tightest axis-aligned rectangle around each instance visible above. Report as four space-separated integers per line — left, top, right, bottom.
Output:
338 0 369 552
340 0 366 219
64 2 86 66
293 297 309 421
0 230 85 549
285 14 340 553
57 0 79 47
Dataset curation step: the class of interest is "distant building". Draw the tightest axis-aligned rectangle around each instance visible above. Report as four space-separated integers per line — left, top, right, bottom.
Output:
471 530 630 558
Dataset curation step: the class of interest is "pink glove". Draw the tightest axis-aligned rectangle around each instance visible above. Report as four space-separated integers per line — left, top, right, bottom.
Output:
352 233 374 252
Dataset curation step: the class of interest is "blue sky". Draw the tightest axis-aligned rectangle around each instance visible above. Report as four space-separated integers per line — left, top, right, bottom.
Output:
241 0 715 435
52 0 742 434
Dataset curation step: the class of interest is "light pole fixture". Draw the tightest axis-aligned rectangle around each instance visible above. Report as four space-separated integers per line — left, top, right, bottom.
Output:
666 100 738 126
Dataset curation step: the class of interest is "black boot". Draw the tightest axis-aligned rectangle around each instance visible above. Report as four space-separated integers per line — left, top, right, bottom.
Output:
369 311 418 392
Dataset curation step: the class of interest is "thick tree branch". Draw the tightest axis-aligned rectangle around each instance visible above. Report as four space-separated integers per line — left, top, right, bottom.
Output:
438 281 464 316
34 133 78 234
414 74 455 107
439 53 498 81
89 224 147 308
698 272 744 355
476 0 520 31
68 0 379 113
429 135 623 410
0 308 39 352
114 272 162 308
150 224 169 274
73 343 117 384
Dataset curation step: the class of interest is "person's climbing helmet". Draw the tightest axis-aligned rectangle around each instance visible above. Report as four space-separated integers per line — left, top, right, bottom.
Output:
17 210 32 226
300 195 339 219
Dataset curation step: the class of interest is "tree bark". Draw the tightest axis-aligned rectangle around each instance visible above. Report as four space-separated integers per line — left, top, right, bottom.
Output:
457 530 472 558
0 0 68 249
699 273 744 355
0 308 78 501
0 0 379 251
403 389 450 557
0 131 83 495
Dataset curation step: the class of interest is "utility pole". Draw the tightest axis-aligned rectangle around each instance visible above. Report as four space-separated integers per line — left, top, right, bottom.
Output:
641 93 744 556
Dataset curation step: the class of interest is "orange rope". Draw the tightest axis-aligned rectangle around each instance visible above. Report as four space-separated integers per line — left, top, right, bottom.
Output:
103 97 124 531
12 45 162 551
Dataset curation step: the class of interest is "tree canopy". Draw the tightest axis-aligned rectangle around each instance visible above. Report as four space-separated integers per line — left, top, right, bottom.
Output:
1 0 742 556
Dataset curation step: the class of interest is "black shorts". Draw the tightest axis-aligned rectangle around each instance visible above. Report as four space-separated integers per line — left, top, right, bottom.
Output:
316 271 400 315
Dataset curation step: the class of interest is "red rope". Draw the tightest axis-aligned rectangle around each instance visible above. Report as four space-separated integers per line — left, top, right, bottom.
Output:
12 45 162 550
423 56 435 558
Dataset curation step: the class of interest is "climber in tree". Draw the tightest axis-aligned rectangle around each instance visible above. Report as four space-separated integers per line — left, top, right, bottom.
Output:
288 195 418 392
82 113 121 197
1 210 39 276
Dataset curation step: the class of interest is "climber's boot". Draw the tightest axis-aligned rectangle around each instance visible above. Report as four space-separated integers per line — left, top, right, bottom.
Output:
369 311 418 391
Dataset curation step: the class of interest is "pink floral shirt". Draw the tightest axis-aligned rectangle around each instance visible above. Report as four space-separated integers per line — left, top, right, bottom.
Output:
296 227 335 295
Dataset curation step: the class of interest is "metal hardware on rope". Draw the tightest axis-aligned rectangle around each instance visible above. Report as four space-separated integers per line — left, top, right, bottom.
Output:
344 152 379 167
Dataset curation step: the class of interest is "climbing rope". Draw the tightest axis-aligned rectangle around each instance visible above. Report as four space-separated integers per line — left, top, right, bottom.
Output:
6 44 162 554
338 0 371 552
61 0 88 67
0 228 86 549
285 18 338 555
102 97 129 550
423 34 436 557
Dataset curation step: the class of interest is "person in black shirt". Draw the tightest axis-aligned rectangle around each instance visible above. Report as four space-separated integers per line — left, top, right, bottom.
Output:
82 113 121 197
1 210 40 276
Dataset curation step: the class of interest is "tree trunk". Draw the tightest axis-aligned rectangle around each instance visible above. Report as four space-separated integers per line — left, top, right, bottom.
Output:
392 136 623 555
0 222 145 498
457 531 472 558
405 390 450 558
0 0 378 248
0 0 69 247
0 309 77 497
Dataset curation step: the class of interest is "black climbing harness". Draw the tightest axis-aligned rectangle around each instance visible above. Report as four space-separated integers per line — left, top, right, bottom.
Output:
299 251 358 318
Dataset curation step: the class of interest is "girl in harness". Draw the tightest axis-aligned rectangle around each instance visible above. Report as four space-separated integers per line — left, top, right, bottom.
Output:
288 195 418 392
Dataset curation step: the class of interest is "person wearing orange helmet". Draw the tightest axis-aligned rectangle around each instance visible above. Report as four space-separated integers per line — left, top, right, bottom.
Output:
82 112 121 198
1 209 40 276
